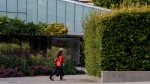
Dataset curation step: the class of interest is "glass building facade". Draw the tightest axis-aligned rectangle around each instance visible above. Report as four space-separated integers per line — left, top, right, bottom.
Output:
0 0 111 64
0 0 110 35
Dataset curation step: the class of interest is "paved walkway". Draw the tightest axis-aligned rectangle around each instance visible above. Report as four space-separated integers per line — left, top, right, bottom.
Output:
0 75 97 84
0 75 150 84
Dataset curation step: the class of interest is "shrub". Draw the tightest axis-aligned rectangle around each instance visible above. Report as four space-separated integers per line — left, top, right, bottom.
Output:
0 67 23 78
100 7 150 71
83 10 102 77
0 16 68 36
83 5 150 77
63 61 86 75
0 42 83 77
27 65 53 76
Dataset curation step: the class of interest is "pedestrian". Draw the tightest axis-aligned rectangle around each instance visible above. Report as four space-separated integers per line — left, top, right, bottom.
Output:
49 48 66 81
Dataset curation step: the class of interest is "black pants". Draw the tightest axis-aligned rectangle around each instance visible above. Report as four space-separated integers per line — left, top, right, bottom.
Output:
60 67 64 77
50 66 64 79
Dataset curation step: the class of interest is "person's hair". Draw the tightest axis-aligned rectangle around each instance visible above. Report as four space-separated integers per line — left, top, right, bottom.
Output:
56 51 62 58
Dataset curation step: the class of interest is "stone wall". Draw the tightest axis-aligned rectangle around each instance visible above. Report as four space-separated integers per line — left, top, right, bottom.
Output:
101 71 150 83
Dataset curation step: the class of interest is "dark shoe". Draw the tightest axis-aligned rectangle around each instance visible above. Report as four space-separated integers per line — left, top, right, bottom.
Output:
60 77 62 80
52 76 55 81
60 76 66 81
60 79 66 81
49 76 54 81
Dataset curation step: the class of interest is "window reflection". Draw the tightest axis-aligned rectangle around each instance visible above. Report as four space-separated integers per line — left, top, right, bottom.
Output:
38 0 47 23
66 3 75 32
18 14 26 22
84 7 92 19
7 13 17 18
0 0 6 11
75 5 83 32
7 0 17 12
0 12 6 16
27 0 38 23
18 0 26 13
57 0 65 23
48 0 56 23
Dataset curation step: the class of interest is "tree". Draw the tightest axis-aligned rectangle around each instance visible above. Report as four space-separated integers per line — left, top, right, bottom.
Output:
0 16 69 36
91 0 150 8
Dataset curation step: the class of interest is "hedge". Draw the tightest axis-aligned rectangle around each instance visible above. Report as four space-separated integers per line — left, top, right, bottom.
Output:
83 6 150 77
82 11 102 77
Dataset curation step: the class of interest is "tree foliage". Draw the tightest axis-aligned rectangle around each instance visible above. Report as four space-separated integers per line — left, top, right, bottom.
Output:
40 22 69 35
91 0 150 8
0 15 69 36
83 6 150 77
82 11 102 77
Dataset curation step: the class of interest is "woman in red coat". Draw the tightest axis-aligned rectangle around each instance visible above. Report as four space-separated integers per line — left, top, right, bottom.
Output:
49 48 66 81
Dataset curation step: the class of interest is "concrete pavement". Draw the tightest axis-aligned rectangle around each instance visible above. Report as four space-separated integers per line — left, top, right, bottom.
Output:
0 75 150 84
0 75 98 84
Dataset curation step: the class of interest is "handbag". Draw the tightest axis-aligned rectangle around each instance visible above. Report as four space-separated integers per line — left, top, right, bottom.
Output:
61 63 64 68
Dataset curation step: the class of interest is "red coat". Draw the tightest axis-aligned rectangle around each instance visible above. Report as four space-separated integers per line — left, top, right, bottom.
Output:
54 55 64 66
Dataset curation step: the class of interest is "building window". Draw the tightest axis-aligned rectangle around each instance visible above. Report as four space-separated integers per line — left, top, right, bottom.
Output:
57 0 65 23
7 0 17 12
27 0 38 23
0 0 6 11
75 5 83 32
38 0 47 23
66 2 75 32
48 0 56 23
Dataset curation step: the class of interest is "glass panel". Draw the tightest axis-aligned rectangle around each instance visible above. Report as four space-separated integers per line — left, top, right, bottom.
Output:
7 13 17 18
83 7 92 19
48 0 56 24
83 7 92 32
38 0 47 23
18 13 26 22
18 0 26 13
75 5 83 32
27 0 37 23
0 12 6 16
57 0 65 24
66 3 74 32
7 0 17 12
0 0 6 11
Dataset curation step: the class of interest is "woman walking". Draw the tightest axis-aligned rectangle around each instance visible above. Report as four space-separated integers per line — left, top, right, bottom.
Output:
49 48 66 81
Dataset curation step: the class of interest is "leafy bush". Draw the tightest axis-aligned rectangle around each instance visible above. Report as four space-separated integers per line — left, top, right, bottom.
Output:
63 61 86 75
22 70 34 76
101 7 150 71
0 43 20 54
0 65 53 77
0 42 84 77
0 55 24 68
83 5 150 77
27 65 53 76
0 16 68 36
0 67 23 78
40 22 69 35
82 10 102 77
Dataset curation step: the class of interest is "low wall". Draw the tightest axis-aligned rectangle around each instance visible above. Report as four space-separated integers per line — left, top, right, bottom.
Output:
101 71 150 83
